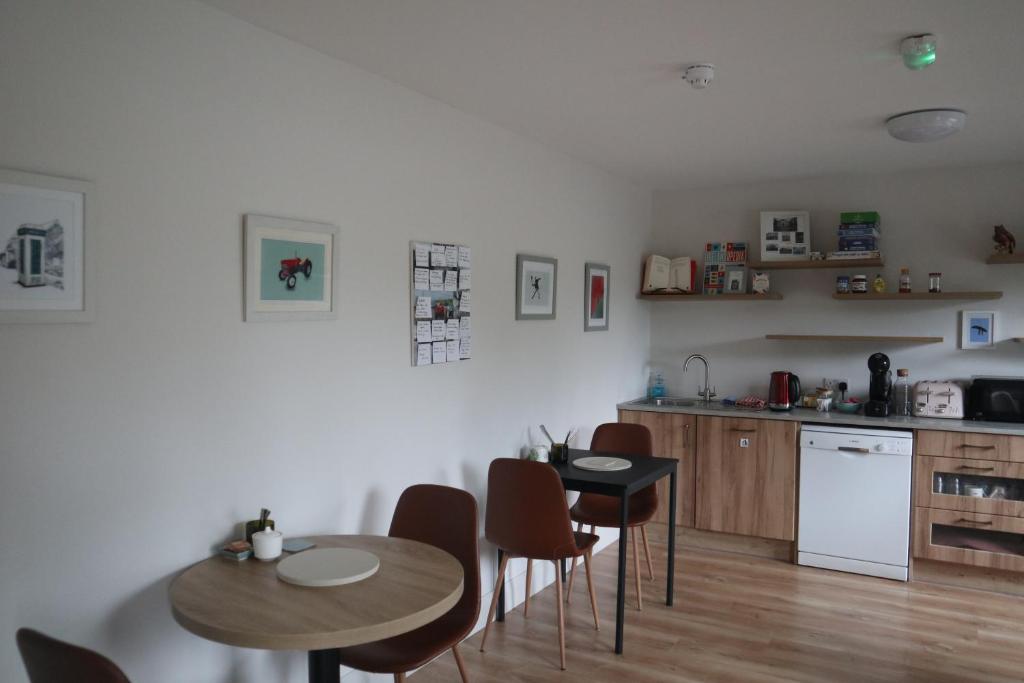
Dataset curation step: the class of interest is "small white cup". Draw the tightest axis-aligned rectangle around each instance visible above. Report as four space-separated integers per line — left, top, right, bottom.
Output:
528 445 550 463
252 526 283 561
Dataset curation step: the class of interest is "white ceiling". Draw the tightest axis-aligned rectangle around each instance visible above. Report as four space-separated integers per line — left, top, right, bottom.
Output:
203 0 1024 190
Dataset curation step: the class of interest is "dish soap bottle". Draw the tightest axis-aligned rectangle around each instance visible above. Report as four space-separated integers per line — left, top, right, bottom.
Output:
650 372 666 398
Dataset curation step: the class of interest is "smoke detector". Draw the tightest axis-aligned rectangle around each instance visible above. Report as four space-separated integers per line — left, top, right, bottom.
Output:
683 64 715 89
900 34 937 70
886 109 966 142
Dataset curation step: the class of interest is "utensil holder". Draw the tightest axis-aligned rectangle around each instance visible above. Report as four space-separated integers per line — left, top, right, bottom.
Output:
245 519 275 544
549 443 568 464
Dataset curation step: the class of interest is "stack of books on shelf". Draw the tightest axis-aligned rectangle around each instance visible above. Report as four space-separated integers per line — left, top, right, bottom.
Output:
827 211 881 261
703 242 748 294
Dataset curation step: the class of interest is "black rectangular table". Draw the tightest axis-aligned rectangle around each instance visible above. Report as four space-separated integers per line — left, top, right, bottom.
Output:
496 448 678 654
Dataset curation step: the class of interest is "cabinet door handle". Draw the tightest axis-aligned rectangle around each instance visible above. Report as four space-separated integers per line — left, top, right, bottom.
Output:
730 428 757 433
956 465 996 472
959 444 996 450
955 517 994 526
838 446 870 454
683 423 690 449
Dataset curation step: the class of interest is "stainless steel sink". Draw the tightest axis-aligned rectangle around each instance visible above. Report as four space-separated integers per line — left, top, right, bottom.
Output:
630 397 699 407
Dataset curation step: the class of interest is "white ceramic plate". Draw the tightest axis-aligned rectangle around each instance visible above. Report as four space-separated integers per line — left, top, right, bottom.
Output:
276 548 380 588
573 456 632 472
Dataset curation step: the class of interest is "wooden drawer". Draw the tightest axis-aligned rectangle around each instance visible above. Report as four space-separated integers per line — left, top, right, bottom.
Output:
916 429 1024 464
916 456 1024 517
913 507 1024 572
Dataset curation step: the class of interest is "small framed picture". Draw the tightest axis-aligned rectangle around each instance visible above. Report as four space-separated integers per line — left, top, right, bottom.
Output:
760 211 810 261
725 267 746 294
244 214 338 322
0 169 94 323
584 262 609 331
516 254 557 320
960 310 996 350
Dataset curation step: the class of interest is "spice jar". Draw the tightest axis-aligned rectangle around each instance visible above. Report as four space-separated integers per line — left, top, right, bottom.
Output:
928 272 942 293
851 274 868 293
899 267 911 293
836 275 850 294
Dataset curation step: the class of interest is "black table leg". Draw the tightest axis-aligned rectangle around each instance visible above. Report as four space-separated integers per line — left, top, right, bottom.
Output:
614 492 629 655
497 547 505 622
667 469 677 607
560 557 567 583
308 649 340 683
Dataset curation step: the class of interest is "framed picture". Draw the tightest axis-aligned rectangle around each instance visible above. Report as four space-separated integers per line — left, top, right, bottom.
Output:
760 211 811 262
244 214 338 322
725 267 746 294
516 254 557 320
960 310 996 350
584 262 609 331
0 169 93 323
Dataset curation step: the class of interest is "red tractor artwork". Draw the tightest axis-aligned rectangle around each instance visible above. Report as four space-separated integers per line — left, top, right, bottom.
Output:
278 254 313 290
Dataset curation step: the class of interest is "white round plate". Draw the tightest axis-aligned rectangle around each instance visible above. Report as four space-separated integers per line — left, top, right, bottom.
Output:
573 456 632 472
276 548 380 588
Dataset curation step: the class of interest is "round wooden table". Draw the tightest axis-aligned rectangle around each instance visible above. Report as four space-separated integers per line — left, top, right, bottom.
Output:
170 535 464 683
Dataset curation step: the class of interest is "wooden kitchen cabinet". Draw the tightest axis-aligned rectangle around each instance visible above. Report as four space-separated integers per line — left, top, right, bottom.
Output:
917 429 1024 464
618 409 697 527
913 506 1024 572
695 416 798 541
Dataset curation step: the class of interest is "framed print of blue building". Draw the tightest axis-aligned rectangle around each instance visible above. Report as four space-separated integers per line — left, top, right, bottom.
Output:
0 169 93 323
244 214 338 322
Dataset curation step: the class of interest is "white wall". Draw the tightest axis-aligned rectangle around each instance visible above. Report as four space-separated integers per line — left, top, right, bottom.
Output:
0 2 652 681
650 165 1024 400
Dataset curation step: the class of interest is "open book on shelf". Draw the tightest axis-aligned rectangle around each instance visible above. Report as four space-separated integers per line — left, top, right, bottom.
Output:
642 255 696 293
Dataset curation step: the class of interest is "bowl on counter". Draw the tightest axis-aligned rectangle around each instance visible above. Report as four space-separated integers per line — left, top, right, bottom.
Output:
835 400 862 414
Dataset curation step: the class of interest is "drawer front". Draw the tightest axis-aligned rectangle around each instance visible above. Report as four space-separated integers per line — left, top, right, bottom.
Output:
916 430 1024 464
913 506 1024 572
916 456 1024 517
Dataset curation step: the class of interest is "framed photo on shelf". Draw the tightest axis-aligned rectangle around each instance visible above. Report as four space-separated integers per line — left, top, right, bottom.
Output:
244 214 338 322
584 262 609 331
516 254 557 320
959 310 996 350
0 169 94 323
760 211 810 262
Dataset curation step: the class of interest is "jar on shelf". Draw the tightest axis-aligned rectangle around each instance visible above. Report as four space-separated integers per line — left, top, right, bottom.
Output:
928 272 942 293
836 275 850 294
899 267 911 293
851 274 868 293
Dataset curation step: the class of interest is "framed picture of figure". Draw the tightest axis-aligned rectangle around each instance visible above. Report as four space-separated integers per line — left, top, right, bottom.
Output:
516 254 557 320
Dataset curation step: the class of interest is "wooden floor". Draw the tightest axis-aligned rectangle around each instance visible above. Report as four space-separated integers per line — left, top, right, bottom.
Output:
414 531 1024 682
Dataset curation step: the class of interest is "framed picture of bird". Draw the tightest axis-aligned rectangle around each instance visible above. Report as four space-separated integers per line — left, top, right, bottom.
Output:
960 310 996 350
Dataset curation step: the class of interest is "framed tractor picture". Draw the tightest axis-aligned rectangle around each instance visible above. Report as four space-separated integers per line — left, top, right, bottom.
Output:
244 214 338 322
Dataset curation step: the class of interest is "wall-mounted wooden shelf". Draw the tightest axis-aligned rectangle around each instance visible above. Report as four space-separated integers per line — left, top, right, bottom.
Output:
766 334 944 344
638 293 783 301
986 253 1024 265
832 291 1003 301
748 258 884 271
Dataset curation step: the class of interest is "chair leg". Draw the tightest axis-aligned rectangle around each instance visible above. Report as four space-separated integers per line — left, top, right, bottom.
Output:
553 560 566 670
641 525 655 581
394 674 405 683
583 549 600 631
480 553 509 652
452 644 470 683
632 528 643 611
566 522 582 604
524 559 532 617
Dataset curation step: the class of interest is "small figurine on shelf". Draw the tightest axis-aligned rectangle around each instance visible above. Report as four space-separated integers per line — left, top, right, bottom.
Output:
872 274 886 293
994 225 1016 254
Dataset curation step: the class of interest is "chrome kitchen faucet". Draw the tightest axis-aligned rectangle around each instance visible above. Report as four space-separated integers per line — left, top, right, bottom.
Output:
683 353 716 403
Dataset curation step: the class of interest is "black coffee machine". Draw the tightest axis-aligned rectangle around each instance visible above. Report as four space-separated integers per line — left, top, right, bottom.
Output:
865 352 892 417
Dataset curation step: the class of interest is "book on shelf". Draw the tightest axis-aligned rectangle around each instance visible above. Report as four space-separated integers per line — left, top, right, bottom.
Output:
839 211 880 225
826 250 882 261
642 255 696 293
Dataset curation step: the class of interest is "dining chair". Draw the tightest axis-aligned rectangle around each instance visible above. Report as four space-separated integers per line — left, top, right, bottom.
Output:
566 422 657 610
480 458 600 671
335 484 480 683
16 628 131 683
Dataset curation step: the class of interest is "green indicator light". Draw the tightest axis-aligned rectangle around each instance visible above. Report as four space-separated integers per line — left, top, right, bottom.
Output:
901 34 937 70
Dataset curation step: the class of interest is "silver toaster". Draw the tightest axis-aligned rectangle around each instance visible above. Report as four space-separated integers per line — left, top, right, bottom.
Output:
913 381 965 419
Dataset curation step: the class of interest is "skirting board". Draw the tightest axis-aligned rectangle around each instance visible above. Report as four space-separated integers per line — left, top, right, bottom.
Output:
912 558 1024 597
674 526 794 562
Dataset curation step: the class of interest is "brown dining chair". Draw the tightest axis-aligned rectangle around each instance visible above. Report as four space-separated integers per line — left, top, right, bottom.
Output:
17 628 131 683
480 458 600 670
567 422 657 610
335 484 480 683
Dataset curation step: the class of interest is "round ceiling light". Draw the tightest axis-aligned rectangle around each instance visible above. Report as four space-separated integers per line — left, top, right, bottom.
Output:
885 109 966 142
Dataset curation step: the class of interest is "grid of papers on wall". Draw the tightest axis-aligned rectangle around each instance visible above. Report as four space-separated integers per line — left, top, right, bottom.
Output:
411 241 471 365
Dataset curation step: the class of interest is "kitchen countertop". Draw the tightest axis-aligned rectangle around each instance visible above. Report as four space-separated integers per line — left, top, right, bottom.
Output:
617 398 1024 437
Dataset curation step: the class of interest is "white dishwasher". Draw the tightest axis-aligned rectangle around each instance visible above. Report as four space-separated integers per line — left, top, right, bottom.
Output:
798 424 913 581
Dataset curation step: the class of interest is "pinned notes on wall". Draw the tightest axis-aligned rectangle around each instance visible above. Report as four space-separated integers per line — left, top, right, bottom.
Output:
410 241 472 366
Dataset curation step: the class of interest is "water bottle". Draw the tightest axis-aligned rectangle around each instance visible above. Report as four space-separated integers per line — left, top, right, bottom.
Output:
892 369 912 416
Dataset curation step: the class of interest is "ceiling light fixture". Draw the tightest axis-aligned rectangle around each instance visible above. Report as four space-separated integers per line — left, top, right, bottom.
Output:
683 64 714 89
885 109 966 142
900 34 937 70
